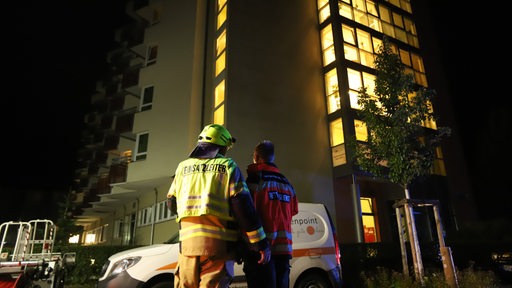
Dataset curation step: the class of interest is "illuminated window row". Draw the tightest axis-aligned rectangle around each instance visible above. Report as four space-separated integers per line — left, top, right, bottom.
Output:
213 0 228 125
337 0 418 47
321 24 426 86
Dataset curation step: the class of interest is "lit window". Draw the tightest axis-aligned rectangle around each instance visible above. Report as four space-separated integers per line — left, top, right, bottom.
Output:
324 68 340 113
317 0 330 23
354 120 367 141
321 25 335 65
330 118 346 166
217 4 227 29
216 52 226 76
361 197 379 242
214 104 225 125
216 30 226 56
215 80 225 108
330 118 344 146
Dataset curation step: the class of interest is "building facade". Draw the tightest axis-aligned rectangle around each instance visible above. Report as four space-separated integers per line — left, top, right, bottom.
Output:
72 0 476 246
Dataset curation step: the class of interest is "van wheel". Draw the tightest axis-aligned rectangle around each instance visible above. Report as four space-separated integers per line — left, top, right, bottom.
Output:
150 280 173 288
295 272 331 288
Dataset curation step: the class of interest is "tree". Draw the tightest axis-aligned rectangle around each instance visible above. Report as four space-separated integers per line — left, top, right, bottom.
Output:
353 37 450 188
350 37 452 284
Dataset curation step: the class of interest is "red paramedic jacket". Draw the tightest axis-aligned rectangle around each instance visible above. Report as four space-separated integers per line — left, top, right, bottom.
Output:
246 162 298 256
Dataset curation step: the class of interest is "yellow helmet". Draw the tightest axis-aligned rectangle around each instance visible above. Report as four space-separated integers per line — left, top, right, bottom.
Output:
198 124 236 148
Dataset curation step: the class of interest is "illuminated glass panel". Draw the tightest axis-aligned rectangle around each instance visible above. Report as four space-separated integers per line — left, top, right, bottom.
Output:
216 52 225 76
217 5 227 29
339 2 353 19
214 80 225 108
330 118 344 146
354 120 367 141
361 197 378 243
356 29 372 52
216 30 226 56
347 68 362 91
218 0 227 10
353 0 366 11
317 0 330 23
401 0 412 13
214 104 225 125
354 9 368 26
330 118 346 166
404 17 416 35
392 12 404 28
411 53 425 72
362 72 376 95
321 25 336 65
378 6 391 23
344 44 359 63
366 0 378 15
368 15 382 32
399 49 411 66
349 90 361 109
325 68 340 113
360 50 374 67
372 37 383 53
342 24 356 45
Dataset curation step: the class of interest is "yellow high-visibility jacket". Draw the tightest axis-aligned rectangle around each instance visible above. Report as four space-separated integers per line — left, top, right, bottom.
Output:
168 156 268 257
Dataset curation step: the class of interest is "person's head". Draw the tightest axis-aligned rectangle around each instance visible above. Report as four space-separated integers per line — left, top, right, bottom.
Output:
253 140 275 163
190 124 236 157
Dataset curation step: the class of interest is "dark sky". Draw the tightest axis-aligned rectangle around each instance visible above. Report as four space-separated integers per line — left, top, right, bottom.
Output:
3 0 129 223
4 1 509 223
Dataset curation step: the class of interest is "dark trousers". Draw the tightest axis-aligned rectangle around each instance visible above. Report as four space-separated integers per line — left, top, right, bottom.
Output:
243 252 291 288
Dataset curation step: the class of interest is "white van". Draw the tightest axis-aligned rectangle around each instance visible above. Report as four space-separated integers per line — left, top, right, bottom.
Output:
97 203 342 288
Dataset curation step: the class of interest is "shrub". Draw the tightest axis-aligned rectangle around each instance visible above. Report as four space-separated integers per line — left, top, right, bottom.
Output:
360 266 502 288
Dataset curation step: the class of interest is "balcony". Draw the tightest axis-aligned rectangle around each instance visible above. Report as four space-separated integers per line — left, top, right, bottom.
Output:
109 156 130 184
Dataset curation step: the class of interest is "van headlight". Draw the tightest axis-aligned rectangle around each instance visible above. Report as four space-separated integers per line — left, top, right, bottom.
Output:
109 256 142 277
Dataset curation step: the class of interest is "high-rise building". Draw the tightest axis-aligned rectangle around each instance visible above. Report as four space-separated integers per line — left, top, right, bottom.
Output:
71 0 476 246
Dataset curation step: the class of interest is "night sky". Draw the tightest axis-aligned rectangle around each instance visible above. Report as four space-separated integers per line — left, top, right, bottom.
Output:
4 1 509 223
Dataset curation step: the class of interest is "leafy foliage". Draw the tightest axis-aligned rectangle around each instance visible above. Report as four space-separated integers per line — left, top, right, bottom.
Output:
352 37 450 188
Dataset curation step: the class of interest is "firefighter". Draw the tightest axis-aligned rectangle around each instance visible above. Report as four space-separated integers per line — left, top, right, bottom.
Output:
167 124 270 288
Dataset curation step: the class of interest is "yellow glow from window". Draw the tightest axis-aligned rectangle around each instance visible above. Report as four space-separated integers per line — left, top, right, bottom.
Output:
362 72 376 95
214 104 225 125
344 44 359 63
342 24 356 44
215 80 225 107
349 90 361 109
330 118 344 146
339 2 353 19
347 68 362 90
217 30 226 56
321 25 335 65
317 0 330 23
217 5 227 29
217 0 227 10
354 120 367 141
216 52 225 76
325 68 340 113
361 197 378 242
361 197 372 212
